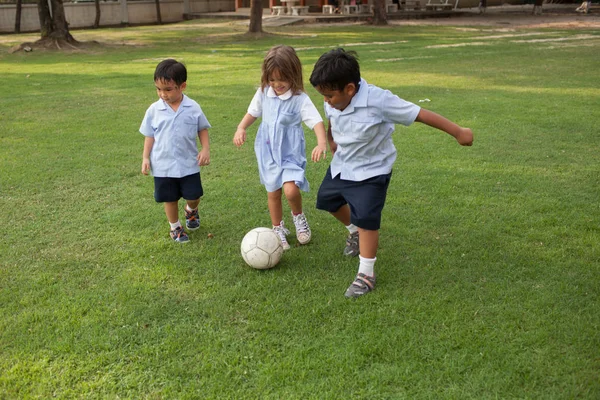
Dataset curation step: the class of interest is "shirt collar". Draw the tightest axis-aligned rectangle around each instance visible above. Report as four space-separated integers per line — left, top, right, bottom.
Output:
157 94 190 111
266 86 293 100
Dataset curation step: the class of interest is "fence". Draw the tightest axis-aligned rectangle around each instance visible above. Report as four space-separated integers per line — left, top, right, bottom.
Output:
0 0 234 33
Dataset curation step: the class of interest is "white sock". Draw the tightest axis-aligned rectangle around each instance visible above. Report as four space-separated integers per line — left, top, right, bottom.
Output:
345 223 358 234
358 255 376 277
169 221 182 230
185 204 197 212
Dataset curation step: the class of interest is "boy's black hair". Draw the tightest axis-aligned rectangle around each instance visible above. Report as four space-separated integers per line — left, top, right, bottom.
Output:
154 59 187 86
309 48 361 91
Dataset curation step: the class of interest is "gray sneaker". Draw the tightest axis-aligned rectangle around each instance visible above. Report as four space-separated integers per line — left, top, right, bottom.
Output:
170 226 189 243
344 273 376 298
343 231 359 257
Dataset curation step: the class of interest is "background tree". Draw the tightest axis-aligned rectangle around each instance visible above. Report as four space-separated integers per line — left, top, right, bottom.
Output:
15 0 22 33
248 0 263 34
155 0 163 24
371 0 388 25
36 0 77 47
94 0 101 28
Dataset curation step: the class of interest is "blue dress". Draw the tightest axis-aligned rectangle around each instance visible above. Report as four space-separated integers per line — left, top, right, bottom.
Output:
250 87 321 193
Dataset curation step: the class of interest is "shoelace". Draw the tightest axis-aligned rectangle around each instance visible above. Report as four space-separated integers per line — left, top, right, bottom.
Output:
273 225 290 242
294 214 309 233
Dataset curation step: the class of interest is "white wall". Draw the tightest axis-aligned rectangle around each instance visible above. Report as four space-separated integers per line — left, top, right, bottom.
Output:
0 0 235 33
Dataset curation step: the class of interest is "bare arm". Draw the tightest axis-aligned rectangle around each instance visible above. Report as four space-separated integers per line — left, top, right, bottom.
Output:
415 108 473 146
326 120 338 155
141 136 154 175
310 121 328 162
197 129 210 166
233 113 258 147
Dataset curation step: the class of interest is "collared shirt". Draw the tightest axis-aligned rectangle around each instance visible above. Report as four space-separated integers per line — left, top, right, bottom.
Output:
248 86 322 129
140 94 211 178
247 86 323 192
324 79 420 181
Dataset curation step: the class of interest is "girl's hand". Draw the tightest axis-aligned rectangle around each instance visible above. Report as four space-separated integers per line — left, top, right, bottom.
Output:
233 128 246 147
455 127 474 146
197 149 210 166
311 143 327 162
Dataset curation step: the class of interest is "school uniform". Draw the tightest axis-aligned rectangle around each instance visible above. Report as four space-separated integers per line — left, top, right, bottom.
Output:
317 78 421 230
248 86 322 193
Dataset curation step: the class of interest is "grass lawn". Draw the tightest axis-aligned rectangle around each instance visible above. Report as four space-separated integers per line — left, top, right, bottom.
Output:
0 18 599 399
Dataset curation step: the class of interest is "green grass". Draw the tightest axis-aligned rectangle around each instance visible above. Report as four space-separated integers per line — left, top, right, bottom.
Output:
1 19 599 399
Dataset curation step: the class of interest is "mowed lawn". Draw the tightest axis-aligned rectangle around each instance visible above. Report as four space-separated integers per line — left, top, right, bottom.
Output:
0 17 599 399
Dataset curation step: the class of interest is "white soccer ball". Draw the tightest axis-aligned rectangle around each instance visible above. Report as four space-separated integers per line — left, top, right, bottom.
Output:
240 227 284 270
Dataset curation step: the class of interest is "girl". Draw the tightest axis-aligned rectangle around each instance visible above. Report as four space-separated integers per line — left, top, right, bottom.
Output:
233 45 327 250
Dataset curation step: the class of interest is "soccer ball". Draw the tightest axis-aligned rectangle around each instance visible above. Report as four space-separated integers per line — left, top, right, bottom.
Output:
240 227 284 270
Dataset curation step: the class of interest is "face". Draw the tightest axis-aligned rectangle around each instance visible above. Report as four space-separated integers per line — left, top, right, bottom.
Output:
155 78 186 106
314 83 356 111
268 69 291 96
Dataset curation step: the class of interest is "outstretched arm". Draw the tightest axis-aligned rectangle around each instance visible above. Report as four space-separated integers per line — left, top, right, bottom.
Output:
415 108 473 146
233 113 257 147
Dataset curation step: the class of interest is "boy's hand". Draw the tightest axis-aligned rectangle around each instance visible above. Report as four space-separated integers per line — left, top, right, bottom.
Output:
233 128 246 147
455 127 473 146
197 148 210 166
141 158 151 175
311 143 327 162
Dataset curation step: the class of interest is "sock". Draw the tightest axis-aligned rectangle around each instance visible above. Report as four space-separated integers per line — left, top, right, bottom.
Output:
346 223 358 234
358 255 376 277
292 211 303 216
185 204 197 212
169 221 182 230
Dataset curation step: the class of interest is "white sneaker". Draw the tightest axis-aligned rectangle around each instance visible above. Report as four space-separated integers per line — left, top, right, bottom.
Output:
292 213 312 245
273 221 291 250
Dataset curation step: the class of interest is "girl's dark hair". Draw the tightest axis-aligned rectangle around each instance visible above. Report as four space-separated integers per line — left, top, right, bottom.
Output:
154 59 187 86
309 48 360 91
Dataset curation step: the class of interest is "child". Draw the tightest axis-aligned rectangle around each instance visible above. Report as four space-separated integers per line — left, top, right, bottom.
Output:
233 45 327 250
140 59 211 243
309 48 473 298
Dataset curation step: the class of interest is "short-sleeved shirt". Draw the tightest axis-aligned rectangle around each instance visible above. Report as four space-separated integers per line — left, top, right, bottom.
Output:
140 94 211 178
323 78 421 182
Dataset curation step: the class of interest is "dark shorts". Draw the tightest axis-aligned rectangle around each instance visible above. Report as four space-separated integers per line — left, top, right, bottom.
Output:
154 172 203 203
316 168 391 231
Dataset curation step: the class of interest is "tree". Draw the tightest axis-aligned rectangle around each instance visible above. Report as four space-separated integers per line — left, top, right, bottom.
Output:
94 0 101 28
371 0 388 25
248 0 263 34
155 0 163 24
15 0 22 33
36 0 77 46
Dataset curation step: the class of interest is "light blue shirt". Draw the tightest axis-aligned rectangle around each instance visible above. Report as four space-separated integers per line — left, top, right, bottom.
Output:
324 79 421 182
140 94 211 178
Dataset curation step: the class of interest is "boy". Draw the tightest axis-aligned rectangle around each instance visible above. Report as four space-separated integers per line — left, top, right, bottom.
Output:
309 48 473 298
140 59 211 243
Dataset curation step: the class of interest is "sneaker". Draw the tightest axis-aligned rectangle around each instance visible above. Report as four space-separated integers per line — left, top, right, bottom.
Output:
343 231 359 257
273 222 291 250
185 207 200 231
292 213 311 245
344 273 376 298
170 226 189 243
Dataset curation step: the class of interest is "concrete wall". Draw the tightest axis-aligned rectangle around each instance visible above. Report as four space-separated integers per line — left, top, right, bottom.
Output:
0 0 235 33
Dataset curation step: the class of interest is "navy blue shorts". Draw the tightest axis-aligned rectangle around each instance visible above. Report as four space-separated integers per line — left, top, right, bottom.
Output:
154 173 203 203
316 168 391 231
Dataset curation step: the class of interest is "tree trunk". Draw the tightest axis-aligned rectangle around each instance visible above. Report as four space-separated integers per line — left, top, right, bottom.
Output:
94 0 101 28
248 0 263 33
37 0 53 38
372 0 388 25
155 0 163 24
15 0 22 33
